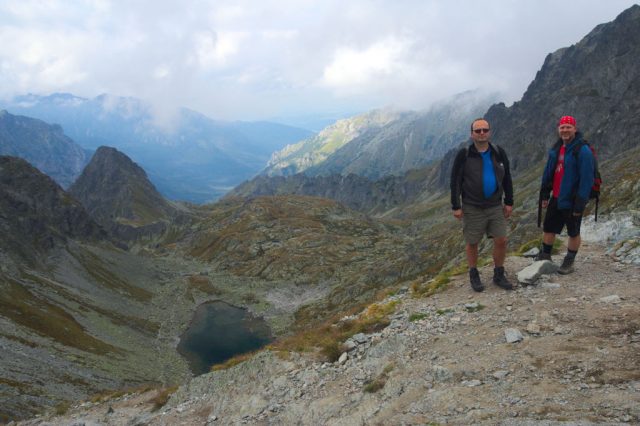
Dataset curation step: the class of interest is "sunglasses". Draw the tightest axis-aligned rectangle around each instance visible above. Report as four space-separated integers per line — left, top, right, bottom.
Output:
473 128 490 134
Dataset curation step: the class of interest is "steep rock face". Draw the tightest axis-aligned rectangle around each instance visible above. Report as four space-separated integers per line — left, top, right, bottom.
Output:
484 5 640 173
264 92 495 180
0 110 87 188
264 109 403 177
69 146 176 229
0 156 104 261
228 166 438 214
433 5 640 190
308 91 497 180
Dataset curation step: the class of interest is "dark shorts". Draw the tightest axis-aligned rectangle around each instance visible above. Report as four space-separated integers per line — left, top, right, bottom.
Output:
543 198 583 237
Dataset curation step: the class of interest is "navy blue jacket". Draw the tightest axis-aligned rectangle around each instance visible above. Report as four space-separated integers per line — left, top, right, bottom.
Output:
540 132 595 213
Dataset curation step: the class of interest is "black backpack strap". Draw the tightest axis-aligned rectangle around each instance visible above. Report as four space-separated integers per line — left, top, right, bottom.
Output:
572 140 588 157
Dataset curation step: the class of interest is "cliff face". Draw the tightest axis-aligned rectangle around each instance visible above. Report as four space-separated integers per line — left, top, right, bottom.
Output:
228 166 438 214
0 110 87 188
0 156 104 261
307 91 497 180
483 5 640 173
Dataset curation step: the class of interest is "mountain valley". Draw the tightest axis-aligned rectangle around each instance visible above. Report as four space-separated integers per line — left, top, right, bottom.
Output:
0 5 639 425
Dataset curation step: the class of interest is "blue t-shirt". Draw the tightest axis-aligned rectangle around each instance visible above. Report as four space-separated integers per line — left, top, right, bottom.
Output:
481 149 498 198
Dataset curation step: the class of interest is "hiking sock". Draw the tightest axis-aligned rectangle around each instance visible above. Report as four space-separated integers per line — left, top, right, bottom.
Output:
542 243 553 254
566 249 578 260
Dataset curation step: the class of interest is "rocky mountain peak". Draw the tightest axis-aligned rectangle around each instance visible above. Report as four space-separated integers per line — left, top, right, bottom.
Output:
69 146 176 228
434 5 640 189
0 155 104 260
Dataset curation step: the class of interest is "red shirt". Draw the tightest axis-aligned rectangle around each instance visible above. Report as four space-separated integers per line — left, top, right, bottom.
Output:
552 145 566 198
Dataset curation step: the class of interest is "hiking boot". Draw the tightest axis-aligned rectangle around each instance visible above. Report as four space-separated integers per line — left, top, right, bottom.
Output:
469 268 484 292
493 266 513 290
534 251 552 262
558 256 575 275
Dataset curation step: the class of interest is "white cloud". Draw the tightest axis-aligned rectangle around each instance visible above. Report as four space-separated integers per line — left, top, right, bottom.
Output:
191 30 247 70
322 37 408 90
0 0 637 121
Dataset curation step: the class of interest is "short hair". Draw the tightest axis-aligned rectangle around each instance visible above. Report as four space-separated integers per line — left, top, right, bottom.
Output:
470 118 490 131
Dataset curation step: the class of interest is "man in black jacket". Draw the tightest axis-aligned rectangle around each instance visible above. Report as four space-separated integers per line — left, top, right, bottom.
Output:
451 118 514 292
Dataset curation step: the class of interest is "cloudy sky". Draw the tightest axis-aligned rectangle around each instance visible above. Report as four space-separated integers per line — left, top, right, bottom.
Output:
0 0 636 124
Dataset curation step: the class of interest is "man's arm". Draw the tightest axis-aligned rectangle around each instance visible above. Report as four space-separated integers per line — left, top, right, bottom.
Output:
499 146 514 207
450 149 466 211
574 144 596 214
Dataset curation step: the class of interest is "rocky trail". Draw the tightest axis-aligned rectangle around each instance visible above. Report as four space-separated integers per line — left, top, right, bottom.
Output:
15 241 640 425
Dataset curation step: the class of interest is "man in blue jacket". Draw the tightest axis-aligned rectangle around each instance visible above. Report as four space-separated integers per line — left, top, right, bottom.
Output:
536 115 595 274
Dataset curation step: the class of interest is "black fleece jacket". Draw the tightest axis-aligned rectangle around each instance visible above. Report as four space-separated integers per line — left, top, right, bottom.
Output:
450 142 514 210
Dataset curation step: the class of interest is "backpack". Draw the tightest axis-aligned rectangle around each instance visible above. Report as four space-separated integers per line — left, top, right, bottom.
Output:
552 139 602 221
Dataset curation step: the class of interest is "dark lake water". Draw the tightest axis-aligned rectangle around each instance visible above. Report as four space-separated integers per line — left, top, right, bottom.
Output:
177 301 273 375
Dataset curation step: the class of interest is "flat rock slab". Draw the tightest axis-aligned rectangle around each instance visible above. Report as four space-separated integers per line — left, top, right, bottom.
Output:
517 260 558 284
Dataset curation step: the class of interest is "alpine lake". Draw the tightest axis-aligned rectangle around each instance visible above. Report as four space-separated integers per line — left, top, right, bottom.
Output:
177 301 273 375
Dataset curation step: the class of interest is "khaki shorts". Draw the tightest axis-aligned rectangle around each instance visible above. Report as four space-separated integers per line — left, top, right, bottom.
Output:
462 204 508 245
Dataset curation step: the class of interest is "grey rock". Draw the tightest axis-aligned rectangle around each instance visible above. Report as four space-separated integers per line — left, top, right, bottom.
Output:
599 295 622 304
338 352 348 365
522 248 540 258
493 370 510 380
343 340 357 351
352 333 368 344
541 282 561 289
432 365 453 382
505 328 524 343
517 261 558 285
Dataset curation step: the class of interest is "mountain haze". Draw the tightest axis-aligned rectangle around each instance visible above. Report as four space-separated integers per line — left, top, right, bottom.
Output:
263 91 497 180
0 110 87 188
1 94 313 203
485 4 640 173
3 5 640 425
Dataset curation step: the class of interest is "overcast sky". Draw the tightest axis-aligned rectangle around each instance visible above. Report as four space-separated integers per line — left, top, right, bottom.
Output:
0 1 636 124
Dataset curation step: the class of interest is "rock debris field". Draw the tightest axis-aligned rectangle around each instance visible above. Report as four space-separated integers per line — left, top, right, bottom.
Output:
17 241 640 425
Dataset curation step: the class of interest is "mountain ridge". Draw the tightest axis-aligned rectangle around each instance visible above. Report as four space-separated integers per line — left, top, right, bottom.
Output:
1 93 314 203
0 110 87 188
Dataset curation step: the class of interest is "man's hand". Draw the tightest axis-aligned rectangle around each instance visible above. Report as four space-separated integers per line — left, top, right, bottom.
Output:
453 209 463 220
541 200 549 209
503 205 512 219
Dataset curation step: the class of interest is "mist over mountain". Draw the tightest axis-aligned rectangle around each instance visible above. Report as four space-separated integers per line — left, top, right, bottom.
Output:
1 94 313 203
0 110 87 188
2 5 640 424
262 91 497 180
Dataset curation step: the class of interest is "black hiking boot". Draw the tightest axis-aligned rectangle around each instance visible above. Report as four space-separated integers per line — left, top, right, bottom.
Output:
534 251 552 262
558 256 575 275
493 266 513 290
469 268 484 292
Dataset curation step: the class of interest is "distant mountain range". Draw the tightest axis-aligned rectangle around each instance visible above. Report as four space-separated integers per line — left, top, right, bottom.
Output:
235 5 640 204
263 91 498 179
0 110 87 188
0 93 313 203
2 5 640 422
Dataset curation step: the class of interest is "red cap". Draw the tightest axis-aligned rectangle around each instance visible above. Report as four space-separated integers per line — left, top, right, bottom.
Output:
558 115 576 127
